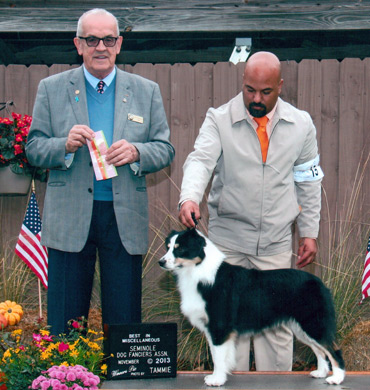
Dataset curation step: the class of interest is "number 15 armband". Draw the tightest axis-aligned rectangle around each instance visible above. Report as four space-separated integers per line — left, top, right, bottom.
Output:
293 155 324 182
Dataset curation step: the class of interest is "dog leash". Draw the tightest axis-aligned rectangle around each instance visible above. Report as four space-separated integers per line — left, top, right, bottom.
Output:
191 212 198 227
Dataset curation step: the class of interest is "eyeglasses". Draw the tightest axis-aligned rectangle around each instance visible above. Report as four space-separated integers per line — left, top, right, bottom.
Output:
78 36 119 47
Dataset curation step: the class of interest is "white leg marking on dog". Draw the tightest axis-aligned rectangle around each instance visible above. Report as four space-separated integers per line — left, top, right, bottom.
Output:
288 321 344 383
325 367 345 385
309 352 330 379
204 334 236 387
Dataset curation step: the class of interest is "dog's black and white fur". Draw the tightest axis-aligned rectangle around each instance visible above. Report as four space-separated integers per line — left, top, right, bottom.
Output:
159 228 345 387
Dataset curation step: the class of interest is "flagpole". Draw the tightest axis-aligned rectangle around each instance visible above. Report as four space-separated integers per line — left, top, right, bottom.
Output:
38 279 42 319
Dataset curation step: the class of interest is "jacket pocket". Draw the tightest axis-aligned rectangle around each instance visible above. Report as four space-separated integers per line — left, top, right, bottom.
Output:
216 186 259 227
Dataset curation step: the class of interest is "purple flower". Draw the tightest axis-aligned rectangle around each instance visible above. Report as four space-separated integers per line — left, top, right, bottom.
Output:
66 371 77 381
40 380 51 390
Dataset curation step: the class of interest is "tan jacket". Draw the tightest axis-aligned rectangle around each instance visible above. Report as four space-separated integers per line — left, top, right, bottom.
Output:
180 93 323 256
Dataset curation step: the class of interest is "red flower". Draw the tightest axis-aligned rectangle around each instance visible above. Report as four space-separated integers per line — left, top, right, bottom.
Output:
14 144 23 155
11 112 21 121
42 335 53 342
33 333 43 343
0 112 47 181
58 342 70 352
72 320 83 329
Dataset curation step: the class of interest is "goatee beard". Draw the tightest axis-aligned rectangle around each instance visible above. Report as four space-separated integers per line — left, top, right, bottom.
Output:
249 103 267 118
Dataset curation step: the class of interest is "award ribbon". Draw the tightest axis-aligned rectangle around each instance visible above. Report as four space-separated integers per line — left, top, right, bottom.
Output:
87 130 118 181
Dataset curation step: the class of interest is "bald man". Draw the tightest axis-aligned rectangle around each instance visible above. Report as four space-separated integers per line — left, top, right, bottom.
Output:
178 51 324 371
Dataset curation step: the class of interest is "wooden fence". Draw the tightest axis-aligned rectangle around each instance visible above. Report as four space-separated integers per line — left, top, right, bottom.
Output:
1 59 370 264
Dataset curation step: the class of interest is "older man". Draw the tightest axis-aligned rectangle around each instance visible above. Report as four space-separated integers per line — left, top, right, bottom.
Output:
179 51 323 371
26 8 175 336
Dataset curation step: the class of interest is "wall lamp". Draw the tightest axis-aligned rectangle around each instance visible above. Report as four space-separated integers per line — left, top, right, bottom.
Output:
229 38 252 65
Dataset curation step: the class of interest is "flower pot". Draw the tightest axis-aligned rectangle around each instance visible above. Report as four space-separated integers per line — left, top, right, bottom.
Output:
0 372 6 390
0 166 31 196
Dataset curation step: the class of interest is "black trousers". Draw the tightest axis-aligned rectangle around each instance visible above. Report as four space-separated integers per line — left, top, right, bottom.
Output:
47 201 142 336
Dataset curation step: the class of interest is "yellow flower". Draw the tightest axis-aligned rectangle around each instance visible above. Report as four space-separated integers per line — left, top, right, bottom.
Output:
45 343 57 353
40 351 52 360
80 336 89 344
3 349 12 359
11 329 22 336
88 329 98 335
70 350 79 358
60 361 69 367
88 342 100 350
40 329 50 336
101 364 108 375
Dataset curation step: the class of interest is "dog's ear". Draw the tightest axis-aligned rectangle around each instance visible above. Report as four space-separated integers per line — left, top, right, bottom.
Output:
168 230 179 237
165 230 179 246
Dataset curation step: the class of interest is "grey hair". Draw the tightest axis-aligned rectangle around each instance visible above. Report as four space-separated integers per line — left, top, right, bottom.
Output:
76 8 120 36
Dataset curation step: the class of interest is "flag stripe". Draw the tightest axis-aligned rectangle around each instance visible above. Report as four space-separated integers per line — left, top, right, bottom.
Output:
15 245 48 288
16 228 48 272
360 236 370 303
14 192 48 289
15 230 48 276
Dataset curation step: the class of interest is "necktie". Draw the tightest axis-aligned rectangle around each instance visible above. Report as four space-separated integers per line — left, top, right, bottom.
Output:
97 80 105 94
254 116 269 163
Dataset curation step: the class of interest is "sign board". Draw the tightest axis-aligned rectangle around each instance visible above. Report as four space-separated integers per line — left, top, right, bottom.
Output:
104 323 177 380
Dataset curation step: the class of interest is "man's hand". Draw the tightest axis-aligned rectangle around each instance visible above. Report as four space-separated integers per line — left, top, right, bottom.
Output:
105 139 139 166
296 237 317 268
65 125 95 153
179 200 200 228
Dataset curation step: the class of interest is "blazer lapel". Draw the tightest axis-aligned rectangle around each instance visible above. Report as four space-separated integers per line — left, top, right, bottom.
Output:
113 68 132 143
68 67 90 126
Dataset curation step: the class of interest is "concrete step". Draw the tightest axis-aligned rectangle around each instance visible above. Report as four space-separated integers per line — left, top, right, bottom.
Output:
101 371 370 390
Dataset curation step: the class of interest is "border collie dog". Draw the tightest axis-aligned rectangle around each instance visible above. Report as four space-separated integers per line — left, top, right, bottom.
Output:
159 228 345 387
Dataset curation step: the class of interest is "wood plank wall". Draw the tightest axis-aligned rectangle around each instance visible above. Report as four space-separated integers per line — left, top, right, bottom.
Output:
1 60 369 265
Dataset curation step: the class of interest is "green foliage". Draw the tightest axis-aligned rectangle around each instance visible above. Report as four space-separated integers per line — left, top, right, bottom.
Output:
0 318 108 390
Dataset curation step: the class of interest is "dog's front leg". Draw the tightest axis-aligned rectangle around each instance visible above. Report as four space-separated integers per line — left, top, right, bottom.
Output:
204 336 236 387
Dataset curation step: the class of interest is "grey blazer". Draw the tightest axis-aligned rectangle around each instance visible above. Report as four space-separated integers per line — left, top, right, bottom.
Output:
26 66 175 254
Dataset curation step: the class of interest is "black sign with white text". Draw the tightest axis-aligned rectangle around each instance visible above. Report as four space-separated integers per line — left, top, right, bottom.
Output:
104 323 177 380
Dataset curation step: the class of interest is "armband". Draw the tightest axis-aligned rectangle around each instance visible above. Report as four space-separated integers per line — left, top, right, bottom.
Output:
294 155 324 182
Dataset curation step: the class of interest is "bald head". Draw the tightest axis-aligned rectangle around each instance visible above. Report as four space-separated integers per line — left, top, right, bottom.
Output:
244 52 282 81
242 51 283 117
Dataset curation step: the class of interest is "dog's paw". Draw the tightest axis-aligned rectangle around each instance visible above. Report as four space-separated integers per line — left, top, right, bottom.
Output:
309 369 328 379
325 369 345 385
204 373 227 387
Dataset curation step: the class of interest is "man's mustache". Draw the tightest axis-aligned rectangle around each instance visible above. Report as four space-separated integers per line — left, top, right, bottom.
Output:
250 103 266 109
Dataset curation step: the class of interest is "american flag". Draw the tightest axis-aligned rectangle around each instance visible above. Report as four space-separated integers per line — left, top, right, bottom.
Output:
360 235 370 303
15 192 48 289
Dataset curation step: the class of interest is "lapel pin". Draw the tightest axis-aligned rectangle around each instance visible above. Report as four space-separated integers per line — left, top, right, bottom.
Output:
75 90 80 102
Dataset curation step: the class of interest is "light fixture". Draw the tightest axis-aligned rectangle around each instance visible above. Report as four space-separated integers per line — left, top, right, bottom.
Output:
229 38 252 65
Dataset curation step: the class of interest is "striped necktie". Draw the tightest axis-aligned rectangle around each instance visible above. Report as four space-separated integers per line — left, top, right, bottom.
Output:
97 80 105 94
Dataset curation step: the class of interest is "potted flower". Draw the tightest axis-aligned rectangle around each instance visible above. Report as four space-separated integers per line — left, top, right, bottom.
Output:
0 318 108 390
0 112 47 195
